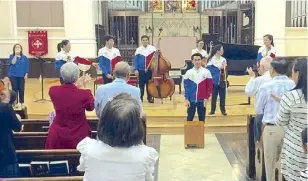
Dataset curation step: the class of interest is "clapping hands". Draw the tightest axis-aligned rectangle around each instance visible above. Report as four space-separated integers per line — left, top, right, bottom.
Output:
76 73 92 89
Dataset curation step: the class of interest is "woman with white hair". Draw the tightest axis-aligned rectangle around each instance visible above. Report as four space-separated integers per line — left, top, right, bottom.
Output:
45 62 94 149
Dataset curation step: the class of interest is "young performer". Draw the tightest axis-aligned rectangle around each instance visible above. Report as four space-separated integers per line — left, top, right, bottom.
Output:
133 35 156 103
8 44 29 107
55 40 97 84
55 40 75 84
184 53 213 121
257 34 276 64
191 40 208 66
206 44 228 116
98 35 121 84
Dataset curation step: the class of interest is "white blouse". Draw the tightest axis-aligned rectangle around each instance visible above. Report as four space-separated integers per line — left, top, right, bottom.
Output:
191 48 208 58
77 137 159 181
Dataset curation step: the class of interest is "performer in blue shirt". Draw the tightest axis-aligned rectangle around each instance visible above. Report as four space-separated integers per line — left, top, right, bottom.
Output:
55 40 97 84
133 35 156 103
206 44 228 116
8 43 29 107
54 40 74 84
98 35 121 84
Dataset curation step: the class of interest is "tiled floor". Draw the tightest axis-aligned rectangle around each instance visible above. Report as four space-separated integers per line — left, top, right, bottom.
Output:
149 133 253 181
158 134 239 181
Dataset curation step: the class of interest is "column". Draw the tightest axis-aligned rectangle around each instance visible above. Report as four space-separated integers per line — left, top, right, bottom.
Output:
63 0 97 58
254 0 286 56
0 0 18 58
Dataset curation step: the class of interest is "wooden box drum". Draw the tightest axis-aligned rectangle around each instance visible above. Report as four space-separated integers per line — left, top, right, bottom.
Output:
184 121 205 149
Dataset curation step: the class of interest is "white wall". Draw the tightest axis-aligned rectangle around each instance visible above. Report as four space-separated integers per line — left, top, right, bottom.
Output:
0 0 97 59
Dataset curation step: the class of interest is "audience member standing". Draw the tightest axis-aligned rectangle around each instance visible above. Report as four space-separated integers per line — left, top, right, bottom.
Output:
45 62 94 149
276 59 307 181
77 93 158 181
8 44 29 108
245 57 272 142
300 128 308 181
255 58 295 180
0 82 22 178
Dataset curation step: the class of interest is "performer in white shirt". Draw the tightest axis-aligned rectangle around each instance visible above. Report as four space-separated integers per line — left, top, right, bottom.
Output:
133 35 156 103
98 35 121 84
55 40 98 84
206 44 228 116
55 40 76 84
191 40 208 66
256 34 276 65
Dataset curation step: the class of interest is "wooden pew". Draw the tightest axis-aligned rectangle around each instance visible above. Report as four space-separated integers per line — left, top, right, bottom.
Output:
14 132 97 150
16 149 82 176
21 119 98 132
20 118 147 145
248 114 284 181
247 114 266 180
246 114 255 178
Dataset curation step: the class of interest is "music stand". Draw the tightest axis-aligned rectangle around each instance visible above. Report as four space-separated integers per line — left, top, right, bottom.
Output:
33 55 51 103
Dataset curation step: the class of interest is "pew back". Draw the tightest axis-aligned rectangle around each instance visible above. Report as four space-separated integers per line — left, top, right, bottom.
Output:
17 149 82 176
14 132 97 150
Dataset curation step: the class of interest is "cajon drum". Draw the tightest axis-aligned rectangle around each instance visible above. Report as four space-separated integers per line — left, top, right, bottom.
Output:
184 121 204 149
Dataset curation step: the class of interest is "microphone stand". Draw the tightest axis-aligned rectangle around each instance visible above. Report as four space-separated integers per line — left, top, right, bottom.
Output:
34 56 51 102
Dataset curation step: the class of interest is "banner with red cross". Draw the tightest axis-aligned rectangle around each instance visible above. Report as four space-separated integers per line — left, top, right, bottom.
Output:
28 31 48 57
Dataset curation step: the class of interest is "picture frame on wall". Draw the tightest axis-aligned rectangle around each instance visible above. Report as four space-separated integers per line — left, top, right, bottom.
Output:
164 0 181 13
149 0 164 12
182 0 198 12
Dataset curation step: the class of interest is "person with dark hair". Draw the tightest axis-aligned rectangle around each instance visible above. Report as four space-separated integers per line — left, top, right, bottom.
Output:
206 44 228 116
276 58 307 181
183 53 213 121
133 35 156 103
300 128 308 181
95 61 141 118
256 34 276 63
191 39 208 66
254 58 295 180
0 85 22 178
77 93 158 181
8 43 29 108
55 40 98 84
54 40 74 84
98 35 121 84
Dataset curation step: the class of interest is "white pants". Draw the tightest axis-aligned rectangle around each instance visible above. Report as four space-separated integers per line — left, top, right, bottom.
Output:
263 125 285 181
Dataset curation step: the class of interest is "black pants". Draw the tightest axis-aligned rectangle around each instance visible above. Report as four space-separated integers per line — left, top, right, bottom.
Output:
187 102 206 121
103 74 113 84
9 76 25 104
138 70 152 100
211 84 226 113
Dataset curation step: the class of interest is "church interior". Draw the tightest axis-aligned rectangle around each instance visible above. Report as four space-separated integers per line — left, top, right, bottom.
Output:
0 0 307 181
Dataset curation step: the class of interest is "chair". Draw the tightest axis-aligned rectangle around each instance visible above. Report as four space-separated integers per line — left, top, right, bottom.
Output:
180 60 193 75
169 69 183 94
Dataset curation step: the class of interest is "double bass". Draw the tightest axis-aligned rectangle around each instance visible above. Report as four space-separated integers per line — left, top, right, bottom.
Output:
147 28 175 103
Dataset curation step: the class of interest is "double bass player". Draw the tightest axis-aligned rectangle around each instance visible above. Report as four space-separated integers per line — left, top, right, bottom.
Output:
133 35 156 103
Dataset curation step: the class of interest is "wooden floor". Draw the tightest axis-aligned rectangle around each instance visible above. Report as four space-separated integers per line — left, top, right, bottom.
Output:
216 133 253 181
22 76 255 134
